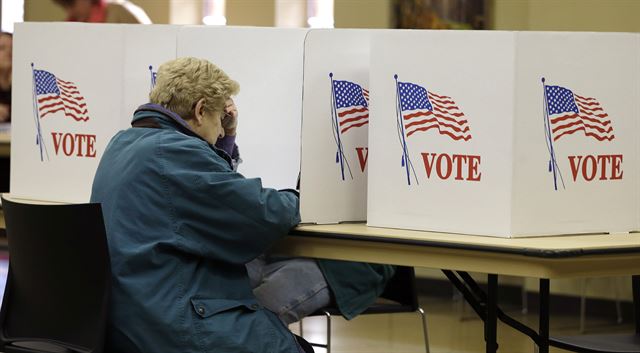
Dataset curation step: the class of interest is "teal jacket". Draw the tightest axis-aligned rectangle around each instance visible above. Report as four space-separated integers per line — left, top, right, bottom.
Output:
91 104 302 353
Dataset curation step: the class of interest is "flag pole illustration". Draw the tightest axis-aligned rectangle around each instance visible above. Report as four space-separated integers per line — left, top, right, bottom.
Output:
149 65 157 91
329 72 354 181
31 63 48 162
541 77 563 191
394 74 416 185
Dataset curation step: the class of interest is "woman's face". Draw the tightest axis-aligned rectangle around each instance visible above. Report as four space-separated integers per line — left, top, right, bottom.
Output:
189 98 224 145
0 35 12 70
199 109 224 144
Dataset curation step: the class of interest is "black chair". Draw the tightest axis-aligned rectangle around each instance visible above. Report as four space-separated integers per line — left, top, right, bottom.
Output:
0 196 110 353
299 266 430 353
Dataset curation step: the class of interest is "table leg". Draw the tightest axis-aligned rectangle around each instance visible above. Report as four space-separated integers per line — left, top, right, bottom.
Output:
633 275 640 335
539 279 550 353
486 274 498 353
443 270 486 319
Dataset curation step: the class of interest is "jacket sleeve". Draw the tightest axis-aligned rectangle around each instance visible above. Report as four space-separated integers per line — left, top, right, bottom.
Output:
161 138 301 265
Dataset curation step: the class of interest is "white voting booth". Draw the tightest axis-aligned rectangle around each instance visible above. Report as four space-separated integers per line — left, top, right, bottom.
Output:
10 23 640 238
11 24 308 202
367 30 640 237
122 25 179 127
10 23 365 224
300 29 370 223
11 23 179 203
11 23 129 203
511 32 640 236
177 26 307 190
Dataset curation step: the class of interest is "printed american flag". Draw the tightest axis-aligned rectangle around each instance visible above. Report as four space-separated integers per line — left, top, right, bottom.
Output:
34 69 89 121
398 82 471 141
545 85 613 141
333 80 369 134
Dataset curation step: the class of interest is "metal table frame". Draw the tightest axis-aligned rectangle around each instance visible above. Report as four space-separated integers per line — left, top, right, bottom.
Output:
444 270 639 353
277 224 640 353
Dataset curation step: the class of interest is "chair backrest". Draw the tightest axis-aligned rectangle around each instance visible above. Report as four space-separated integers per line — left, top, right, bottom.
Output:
0 196 110 353
379 266 419 310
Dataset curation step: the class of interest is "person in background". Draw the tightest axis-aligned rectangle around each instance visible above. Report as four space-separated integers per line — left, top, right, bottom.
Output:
91 57 313 353
0 32 12 123
52 0 152 24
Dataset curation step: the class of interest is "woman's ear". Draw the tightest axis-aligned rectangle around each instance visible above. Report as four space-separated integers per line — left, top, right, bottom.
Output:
193 98 206 125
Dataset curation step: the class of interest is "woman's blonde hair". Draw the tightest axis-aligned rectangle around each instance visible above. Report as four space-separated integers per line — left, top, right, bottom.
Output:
150 57 239 119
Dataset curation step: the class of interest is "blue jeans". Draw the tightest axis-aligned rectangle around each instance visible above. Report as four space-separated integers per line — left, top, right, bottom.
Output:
247 256 331 325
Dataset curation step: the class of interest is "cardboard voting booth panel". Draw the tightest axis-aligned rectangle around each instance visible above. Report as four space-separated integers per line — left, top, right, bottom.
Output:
368 30 514 236
11 24 305 202
177 26 307 190
300 29 371 223
368 30 640 237
122 25 179 127
11 23 180 203
511 32 640 235
11 23 126 203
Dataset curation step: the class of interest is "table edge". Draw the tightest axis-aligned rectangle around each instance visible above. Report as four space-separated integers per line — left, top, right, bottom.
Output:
289 228 640 259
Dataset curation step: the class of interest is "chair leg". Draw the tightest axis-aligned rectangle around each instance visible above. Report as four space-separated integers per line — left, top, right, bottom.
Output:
615 299 623 324
521 278 528 314
614 277 623 324
299 318 304 337
324 310 332 353
579 278 588 334
303 311 330 351
418 307 430 353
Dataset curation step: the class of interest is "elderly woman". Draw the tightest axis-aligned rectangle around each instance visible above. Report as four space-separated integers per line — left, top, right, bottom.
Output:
91 57 310 353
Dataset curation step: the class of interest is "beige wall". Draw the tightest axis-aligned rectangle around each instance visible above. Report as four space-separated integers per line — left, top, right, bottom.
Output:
490 0 529 30
491 0 640 32
24 0 640 30
24 0 66 22
135 0 170 24
226 0 275 26
334 0 640 31
334 0 392 28
169 0 202 25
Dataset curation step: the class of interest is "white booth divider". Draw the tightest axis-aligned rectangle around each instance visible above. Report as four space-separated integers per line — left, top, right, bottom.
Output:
11 24 640 238
300 29 371 224
11 24 308 202
177 26 308 191
12 23 129 203
367 30 640 237
511 32 640 236
122 25 179 127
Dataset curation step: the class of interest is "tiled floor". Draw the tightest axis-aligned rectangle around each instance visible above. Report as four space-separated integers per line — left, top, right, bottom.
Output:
291 296 634 353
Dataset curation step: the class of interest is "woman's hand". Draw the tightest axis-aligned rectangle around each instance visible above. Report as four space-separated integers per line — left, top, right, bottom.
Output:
222 98 238 136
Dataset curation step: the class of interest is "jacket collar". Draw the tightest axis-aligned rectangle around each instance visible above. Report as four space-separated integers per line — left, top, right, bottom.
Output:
132 103 234 167
133 103 195 134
